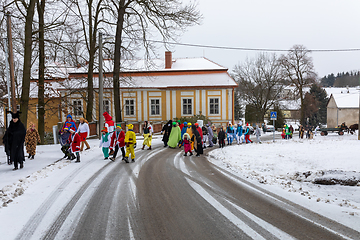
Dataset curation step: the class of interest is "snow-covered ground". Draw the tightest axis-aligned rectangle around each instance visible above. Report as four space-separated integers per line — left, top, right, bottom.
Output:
208 132 360 232
0 132 359 234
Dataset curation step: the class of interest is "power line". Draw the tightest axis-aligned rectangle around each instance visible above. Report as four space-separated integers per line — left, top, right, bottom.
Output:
123 37 360 53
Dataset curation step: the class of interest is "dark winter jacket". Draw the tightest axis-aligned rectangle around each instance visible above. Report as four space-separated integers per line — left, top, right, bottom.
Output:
162 120 173 143
191 125 203 154
218 129 226 140
59 131 71 146
4 119 26 162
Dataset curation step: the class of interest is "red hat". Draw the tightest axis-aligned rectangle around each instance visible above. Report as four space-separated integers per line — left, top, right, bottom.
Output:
246 123 249 126
195 123 199 126
69 127 76 132
101 127 108 132
103 112 112 121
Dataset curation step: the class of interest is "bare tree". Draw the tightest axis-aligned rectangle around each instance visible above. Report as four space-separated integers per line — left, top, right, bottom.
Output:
233 53 285 122
110 0 202 122
18 0 37 126
279 45 317 125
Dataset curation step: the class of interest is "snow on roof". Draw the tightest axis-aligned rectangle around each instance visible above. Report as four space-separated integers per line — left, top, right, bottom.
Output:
331 93 360 108
119 72 236 88
72 57 227 74
29 81 62 98
31 61 78 80
279 99 301 110
58 72 237 89
324 87 359 96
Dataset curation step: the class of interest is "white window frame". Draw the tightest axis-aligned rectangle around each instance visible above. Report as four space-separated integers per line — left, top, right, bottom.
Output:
181 97 194 116
73 99 83 117
103 99 110 115
124 98 136 117
208 97 221 116
149 98 161 116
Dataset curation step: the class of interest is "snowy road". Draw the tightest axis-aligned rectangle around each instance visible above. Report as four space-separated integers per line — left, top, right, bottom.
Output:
1 137 358 240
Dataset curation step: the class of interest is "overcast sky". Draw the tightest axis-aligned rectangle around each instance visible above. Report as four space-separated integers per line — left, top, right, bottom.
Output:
159 0 360 78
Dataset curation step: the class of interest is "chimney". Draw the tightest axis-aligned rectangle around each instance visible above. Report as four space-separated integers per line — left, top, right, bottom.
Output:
165 51 172 69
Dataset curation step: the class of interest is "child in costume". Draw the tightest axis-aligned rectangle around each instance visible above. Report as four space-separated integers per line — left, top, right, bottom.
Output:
183 133 192 156
236 122 243 144
244 123 253 143
69 127 81 162
218 127 225 148
77 117 90 151
142 121 153 150
62 114 77 131
103 112 115 154
226 123 234 145
99 127 111 160
110 124 125 161
59 127 71 159
186 123 194 151
124 124 136 163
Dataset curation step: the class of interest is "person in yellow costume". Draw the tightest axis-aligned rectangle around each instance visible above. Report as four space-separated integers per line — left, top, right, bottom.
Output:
185 122 194 151
124 124 136 163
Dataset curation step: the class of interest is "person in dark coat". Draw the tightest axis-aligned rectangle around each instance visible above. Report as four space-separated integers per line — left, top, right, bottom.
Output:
4 111 26 170
191 125 203 156
161 120 173 147
3 129 11 165
218 127 226 148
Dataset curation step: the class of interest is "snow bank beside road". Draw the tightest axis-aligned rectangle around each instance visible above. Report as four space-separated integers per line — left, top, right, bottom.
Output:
208 133 360 231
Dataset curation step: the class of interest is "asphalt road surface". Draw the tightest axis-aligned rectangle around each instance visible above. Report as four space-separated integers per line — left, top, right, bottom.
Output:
16 135 360 240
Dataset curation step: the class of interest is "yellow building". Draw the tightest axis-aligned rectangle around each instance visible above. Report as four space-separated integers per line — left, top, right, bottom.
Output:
64 52 238 125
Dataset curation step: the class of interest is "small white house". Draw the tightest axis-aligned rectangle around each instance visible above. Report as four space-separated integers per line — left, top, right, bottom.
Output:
327 93 359 128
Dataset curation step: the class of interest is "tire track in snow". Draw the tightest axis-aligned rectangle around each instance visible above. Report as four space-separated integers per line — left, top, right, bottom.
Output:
15 155 111 240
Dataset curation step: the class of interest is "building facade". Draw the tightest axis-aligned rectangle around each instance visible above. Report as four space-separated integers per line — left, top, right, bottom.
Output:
63 52 238 126
327 93 359 128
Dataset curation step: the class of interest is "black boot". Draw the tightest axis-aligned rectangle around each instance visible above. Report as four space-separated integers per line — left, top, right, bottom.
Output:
75 155 80 162
28 154 31 159
184 153 187 156
123 157 129 163
20 162 24 169
31 155 34 160
189 152 193 156
142 145 145 150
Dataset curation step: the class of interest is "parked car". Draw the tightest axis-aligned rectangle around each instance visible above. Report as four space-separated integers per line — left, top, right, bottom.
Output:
264 125 275 132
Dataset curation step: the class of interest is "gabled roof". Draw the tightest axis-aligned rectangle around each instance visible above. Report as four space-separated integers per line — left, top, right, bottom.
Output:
72 57 228 74
329 93 359 108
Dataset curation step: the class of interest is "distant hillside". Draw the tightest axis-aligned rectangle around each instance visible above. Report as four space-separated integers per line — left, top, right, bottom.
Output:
321 71 360 87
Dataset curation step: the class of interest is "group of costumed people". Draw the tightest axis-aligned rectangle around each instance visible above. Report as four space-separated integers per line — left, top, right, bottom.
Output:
281 124 294 139
161 120 215 157
99 112 139 163
59 112 138 164
3 111 42 170
217 121 257 147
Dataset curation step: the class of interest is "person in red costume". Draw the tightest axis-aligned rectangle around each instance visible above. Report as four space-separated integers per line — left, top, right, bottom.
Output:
69 128 81 162
103 112 115 154
109 124 125 161
103 112 115 133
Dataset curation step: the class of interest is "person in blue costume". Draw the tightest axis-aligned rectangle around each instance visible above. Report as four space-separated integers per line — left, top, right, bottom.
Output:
180 122 188 146
226 122 234 145
62 114 77 131
236 122 243 144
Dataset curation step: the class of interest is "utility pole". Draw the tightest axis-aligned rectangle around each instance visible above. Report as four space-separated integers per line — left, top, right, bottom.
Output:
3 38 12 126
98 32 104 139
6 12 17 113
